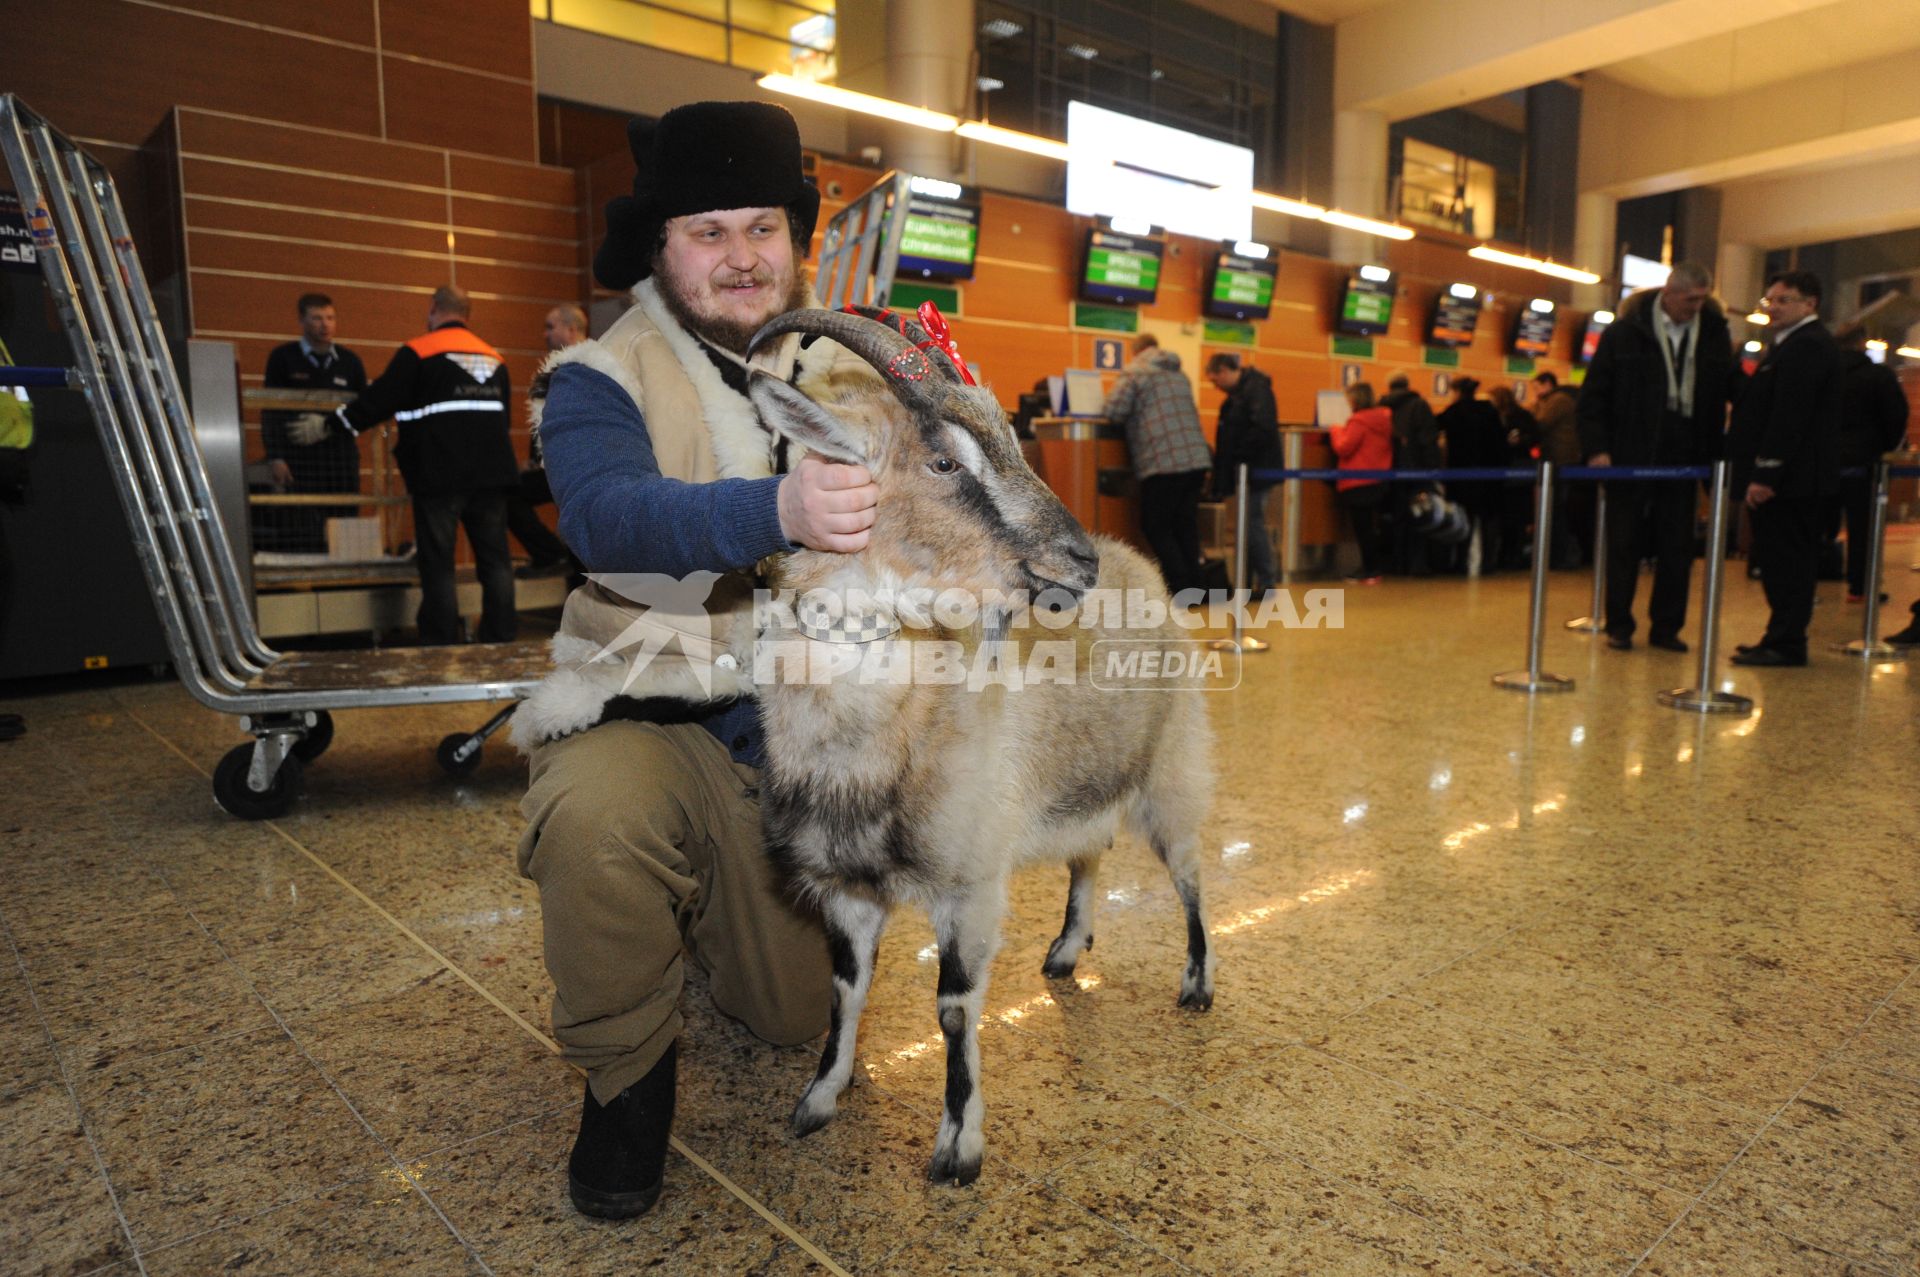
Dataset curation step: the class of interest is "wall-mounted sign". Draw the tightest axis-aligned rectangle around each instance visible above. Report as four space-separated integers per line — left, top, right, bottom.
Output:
1066 101 1253 242
1092 338 1125 370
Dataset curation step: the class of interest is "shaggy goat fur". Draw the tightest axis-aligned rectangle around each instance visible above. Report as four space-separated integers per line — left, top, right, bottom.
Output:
745 310 1215 1186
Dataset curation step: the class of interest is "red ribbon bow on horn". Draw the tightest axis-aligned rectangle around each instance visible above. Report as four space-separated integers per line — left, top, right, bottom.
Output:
844 300 978 386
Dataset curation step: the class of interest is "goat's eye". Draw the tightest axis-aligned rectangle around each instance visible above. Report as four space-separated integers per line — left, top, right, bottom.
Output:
929 456 961 476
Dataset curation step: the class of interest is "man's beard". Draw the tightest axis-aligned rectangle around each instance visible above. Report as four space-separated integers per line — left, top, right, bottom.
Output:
657 259 812 356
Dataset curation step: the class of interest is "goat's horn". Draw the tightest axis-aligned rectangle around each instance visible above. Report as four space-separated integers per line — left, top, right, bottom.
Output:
749 308 956 416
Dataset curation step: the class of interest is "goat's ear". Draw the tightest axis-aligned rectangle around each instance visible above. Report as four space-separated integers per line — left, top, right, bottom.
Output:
748 372 869 466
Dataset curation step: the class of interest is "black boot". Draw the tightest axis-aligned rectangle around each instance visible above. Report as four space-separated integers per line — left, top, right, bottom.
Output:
568 1041 676 1220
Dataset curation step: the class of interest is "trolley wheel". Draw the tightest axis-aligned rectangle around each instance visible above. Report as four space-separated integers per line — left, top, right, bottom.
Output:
290 710 334 763
435 732 483 778
212 743 304 820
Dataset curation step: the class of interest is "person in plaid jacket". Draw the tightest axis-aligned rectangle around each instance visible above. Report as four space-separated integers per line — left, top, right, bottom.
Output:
1103 334 1214 593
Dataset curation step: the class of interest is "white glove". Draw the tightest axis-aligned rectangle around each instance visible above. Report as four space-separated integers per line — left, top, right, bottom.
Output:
287 413 330 446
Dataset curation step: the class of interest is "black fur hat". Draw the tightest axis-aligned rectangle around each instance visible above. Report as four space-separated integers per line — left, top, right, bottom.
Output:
593 101 821 290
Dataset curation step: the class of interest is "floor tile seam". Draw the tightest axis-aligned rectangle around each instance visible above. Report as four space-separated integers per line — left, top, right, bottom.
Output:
1641 1194 1909 1277
401 1096 580 1166
0 913 152 1277
122 1163 439 1267
1380 989 1785 1123
1132 1093 1555 1277
1296 1041 1711 1202
139 894 500 1277
665 1135 858 1277
124 706 850 1277
1462 938 1864 1055
849 1168 1064 1275
1508 923 1920 997
1619 963 1920 1276
123 706 561 1049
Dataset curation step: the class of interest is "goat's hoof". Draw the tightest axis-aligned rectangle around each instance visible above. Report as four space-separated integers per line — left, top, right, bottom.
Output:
927 1145 983 1187
1040 955 1078 980
790 1094 837 1138
1177 988 1214 1011
1041 934 1090 980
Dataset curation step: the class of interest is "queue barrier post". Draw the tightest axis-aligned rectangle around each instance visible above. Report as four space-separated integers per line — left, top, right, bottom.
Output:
1565 481 1606 633
1493 460 1574 694
1658 460 1752 716
1212 463 1268 655
1280 432 1302 587
1832 458 1906 660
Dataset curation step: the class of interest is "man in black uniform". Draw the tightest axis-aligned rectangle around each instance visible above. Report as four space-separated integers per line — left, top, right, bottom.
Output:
1205 352 1282 592
335 285 518 644
1728 270 1843 667
1577 261 1738 652
262 293 367 552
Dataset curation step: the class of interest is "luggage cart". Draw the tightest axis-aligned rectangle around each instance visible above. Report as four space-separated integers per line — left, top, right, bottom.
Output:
0 95 548 818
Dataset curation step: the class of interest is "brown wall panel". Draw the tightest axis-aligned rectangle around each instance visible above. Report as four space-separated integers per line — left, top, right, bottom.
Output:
2 0 380 148
172 0 377 44
380 0 535 83
177 110 451 191
381 57 537 162
448 153 577 208
182 157 450 225
446 228 580 271
187 230 460 294
450 195 576 243
185 198 456 258
453 261 584 306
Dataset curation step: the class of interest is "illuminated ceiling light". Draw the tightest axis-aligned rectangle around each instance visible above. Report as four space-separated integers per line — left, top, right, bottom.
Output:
1065 43 1100 60
1322 209 1415 240
1467 244 1599 284
1743 340 1763 353
1358 264 1392 283
1866 339 1888 351
980 18 1023 37
1251 190 1327 220
1899 345 1920 359
1592 309 1615 325
756 74 960 132
1232 240 1269 260
1747 311 1770 325
976 76 1005 92
955 120 1072 160
1108 216 1154 236
1447 281 1477 299
1529 297 1555 314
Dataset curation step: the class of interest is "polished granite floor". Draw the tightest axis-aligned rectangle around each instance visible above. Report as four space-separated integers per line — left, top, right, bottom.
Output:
2 558 1916 1276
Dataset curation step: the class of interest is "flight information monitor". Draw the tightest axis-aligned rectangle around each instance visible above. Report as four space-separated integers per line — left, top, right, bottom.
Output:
1511 298 1557 358
1080 227 1164 306
1206 246 1278 321
1427 282 1482 348
891 175 980 281
1337 266 1396 337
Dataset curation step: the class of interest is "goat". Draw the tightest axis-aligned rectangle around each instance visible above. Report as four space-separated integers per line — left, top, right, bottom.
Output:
742 308 1215 1187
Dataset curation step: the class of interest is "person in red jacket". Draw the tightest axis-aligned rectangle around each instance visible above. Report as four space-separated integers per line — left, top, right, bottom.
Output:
1331 381 1395 583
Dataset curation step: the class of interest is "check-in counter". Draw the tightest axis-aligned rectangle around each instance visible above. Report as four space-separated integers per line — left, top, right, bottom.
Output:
1028 417 1147 553
1279 426 1341 551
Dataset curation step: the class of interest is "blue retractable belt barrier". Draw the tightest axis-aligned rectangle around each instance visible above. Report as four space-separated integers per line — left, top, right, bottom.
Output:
0 365 73 388
1893 465 1920 478
1250 465 1711 483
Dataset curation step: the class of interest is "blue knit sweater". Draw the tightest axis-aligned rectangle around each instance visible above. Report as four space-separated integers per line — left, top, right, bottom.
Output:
540 361 790 766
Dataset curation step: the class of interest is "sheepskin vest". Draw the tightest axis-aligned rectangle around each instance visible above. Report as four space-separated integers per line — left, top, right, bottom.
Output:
514 280 877 748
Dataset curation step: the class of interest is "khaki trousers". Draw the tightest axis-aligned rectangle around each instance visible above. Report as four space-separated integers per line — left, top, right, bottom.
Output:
517 719 832 1103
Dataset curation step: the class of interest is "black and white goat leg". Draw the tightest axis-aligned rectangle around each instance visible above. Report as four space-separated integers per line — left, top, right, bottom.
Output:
927 886 1003 1186
1152 832 1215 1010
792 892 889 1137
1041 849 1103 979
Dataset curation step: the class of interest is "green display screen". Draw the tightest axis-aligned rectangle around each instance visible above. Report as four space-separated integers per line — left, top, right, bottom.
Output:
1213 268 1272 308
1343 288 1393 327
899 212 977 267
1086 247 1161 291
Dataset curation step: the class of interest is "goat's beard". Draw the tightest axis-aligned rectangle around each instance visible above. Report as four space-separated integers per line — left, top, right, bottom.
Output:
656 258 812 356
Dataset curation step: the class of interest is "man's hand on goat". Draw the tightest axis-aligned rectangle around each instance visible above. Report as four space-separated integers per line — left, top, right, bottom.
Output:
778 456 877 553
287 413 330 446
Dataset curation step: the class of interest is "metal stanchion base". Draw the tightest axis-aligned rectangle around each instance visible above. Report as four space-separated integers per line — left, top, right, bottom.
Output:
1657 687 1753 715
1563 616 1603 633
1491 671 1574 693
1830 639 1908 659
1207 636 1268 652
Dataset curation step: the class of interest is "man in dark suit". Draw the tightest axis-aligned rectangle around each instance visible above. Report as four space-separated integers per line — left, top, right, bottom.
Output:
1576 262 1738 651
1727 270 1843 666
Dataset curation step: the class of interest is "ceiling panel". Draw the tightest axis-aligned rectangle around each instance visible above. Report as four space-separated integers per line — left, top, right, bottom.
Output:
1600 0 1920 98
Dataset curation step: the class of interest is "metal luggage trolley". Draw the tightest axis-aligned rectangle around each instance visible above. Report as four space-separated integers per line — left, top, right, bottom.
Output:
0 96 548 818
